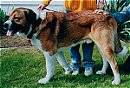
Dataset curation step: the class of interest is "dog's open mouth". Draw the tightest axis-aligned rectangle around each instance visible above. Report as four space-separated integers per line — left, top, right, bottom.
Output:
6 30 13 36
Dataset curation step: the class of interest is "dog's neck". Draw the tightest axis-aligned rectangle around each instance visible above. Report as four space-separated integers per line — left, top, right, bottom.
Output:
27 17 42 39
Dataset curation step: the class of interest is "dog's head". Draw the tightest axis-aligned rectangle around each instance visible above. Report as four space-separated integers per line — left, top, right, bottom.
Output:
3 7 37 37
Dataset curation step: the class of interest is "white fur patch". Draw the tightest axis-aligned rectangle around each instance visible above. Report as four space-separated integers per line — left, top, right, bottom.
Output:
57 39 92 52
17 32 27 39
31 34 43 52
17 25 33 39
112 73 120 85
38 51 56 84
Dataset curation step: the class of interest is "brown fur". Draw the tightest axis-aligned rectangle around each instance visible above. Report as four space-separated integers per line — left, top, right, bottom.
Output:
6 8 123 84
37 11 121 78
38 11 117 54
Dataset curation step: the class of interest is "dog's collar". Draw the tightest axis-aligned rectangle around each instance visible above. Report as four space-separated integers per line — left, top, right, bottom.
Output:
27 17 42 39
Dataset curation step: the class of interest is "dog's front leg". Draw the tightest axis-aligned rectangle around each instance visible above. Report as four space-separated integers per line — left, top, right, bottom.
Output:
38 51 56 84
55 51 72 75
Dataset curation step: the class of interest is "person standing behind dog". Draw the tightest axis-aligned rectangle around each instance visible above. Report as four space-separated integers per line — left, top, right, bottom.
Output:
38 0 104 76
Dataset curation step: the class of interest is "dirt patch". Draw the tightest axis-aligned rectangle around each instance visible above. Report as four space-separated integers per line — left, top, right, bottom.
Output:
0 35 32 48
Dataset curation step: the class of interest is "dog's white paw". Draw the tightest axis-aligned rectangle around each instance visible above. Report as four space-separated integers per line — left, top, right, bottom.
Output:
65 68 72 75
96 70 106 75
112 79 121 85
38 78 50 84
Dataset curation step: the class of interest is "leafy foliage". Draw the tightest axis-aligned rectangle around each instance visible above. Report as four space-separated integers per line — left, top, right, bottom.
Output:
0 9 8 36
104 0 130 42
119 20 130 42
104 0 130 13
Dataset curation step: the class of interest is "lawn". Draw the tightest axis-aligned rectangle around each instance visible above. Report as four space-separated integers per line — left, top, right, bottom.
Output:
1 44 130 88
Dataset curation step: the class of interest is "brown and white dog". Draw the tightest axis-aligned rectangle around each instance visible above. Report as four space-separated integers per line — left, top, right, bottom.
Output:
4 7 128 85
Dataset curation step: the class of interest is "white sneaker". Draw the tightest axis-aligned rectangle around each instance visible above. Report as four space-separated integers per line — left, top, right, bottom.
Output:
72 69 79 75
84 67 93 76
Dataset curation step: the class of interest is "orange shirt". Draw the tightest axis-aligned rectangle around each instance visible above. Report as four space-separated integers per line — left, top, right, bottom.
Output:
43 0 97 12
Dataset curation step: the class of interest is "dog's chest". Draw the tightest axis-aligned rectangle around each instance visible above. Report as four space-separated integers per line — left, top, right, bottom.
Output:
31 34 43 52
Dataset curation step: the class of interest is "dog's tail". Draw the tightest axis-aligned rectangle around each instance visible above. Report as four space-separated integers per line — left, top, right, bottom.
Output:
117 46 128 56
112 19 128 56
114 33 128 56
114 26 128 56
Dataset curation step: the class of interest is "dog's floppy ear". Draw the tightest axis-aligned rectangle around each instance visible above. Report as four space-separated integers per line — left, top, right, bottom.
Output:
24 9 36 24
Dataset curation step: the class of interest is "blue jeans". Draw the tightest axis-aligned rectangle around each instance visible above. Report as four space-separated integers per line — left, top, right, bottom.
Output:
110 5 130 23
66 9 94 70
70 42 94 69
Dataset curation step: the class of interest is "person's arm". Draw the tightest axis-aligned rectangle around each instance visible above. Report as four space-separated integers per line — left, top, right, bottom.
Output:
98 0 104 10
95 0 108 14
38 0 52 11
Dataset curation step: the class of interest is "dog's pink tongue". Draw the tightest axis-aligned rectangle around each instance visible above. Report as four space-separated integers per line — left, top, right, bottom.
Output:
6 30 12 36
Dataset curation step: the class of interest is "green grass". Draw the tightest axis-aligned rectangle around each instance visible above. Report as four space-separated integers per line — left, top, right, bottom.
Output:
1 44 130 88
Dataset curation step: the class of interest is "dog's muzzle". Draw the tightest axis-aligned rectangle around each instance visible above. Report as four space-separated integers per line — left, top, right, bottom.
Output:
3 20 12 30
3 20 28 36
3 20 13 36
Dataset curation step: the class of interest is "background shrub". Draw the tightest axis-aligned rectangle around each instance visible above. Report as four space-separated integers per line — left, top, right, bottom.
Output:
104 0 130 42
0 9 8 36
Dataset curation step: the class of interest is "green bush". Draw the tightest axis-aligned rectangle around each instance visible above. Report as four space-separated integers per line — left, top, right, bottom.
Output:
119 20 130 42
104 0 130 13
0 9 8 36
104 0 130 42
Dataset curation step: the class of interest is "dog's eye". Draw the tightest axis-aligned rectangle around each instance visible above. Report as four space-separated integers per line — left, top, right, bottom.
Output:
14 17 22 20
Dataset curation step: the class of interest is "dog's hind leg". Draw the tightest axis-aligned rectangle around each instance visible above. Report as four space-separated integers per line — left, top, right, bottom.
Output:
96 46 109 75
55 51 72 75
95 42 120 85
91 21 121 85
38 51 56 84
103 49 120 85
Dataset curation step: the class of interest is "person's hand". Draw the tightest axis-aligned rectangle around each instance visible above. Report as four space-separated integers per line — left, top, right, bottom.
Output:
38 0 51 12
98 0 104 10
94 9 109 14
38 4 46 12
